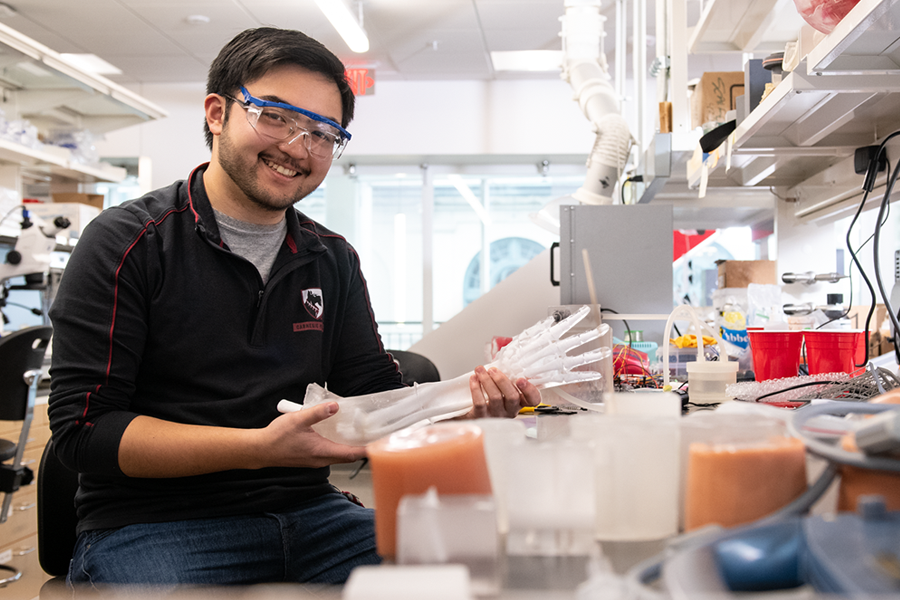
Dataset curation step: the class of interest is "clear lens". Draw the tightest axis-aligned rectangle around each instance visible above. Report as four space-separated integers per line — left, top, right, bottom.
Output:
244 105 344 159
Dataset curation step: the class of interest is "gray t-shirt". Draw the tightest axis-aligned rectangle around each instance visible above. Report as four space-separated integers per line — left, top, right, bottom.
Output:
213 209 287 284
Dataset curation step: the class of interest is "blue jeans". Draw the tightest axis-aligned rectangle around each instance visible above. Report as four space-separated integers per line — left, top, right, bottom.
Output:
68 490 381 588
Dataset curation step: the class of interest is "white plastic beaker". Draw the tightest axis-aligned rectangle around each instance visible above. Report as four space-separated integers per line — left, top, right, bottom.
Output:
472 418 527 536
571 413 681 541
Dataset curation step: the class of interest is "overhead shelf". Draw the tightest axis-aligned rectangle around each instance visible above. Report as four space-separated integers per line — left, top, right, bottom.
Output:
0 138 126 183
0 21 164 186
688 0 806 54
807 0 900 75
685 0 900 191
688 67 900 189
0 22 167 135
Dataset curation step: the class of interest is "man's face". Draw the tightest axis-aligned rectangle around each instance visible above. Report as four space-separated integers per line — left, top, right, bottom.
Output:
215 65 343 214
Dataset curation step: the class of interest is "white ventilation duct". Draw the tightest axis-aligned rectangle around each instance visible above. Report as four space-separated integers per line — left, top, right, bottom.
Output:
531 0 634 233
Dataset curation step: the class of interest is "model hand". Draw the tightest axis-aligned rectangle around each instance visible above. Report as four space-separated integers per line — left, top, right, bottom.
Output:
263 402 369 466
464 366 541 419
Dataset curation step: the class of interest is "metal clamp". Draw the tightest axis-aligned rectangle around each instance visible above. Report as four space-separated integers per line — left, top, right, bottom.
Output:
782 271 847 285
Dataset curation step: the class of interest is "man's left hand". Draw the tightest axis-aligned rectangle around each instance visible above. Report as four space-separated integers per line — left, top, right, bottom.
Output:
465 366 541 419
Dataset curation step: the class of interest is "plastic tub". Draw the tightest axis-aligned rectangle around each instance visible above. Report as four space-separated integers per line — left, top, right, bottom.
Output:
686 360 739 403
747 330 803 381
367 423 493 559
804 329 865 375
684 435 807 530
571 413 681 541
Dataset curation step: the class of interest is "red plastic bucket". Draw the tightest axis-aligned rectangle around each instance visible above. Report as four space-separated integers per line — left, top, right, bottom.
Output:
804 330 866 375
747 330 803 381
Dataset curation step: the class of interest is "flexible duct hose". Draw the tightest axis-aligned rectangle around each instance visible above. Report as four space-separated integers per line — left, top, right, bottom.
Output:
561 0 634 204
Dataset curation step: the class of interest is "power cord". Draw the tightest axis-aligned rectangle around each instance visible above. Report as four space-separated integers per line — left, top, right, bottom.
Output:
620 175 643 204
870 143 900 364
848 132 900 366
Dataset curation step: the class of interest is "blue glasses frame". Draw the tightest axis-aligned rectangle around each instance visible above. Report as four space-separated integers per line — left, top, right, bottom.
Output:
239 87 351 141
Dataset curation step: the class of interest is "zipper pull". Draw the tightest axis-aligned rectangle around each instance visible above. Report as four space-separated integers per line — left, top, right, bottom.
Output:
257 290 264 308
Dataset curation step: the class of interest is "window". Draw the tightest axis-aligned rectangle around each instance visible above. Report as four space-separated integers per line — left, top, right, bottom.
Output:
315 164 583 349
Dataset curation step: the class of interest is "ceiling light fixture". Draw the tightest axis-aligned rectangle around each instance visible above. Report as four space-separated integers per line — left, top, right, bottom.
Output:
60 53 122 75
314 0 369 53
185 15 211 26
491 50 563 72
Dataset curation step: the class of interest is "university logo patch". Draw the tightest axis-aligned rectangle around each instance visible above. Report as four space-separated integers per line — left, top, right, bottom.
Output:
302 288 324 320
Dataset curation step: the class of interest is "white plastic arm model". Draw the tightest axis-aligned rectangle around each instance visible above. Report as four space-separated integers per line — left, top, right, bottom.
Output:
278 305 611 446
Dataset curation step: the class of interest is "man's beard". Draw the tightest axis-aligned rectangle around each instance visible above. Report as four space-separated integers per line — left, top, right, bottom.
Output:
217 128 312 212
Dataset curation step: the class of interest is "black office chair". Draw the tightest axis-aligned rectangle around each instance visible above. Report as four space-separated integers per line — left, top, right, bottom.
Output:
387 349 441 384
0 325 53 585
37 437 79 582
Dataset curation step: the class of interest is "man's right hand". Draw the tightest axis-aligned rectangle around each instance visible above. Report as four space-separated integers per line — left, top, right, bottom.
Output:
118 402 365 478
258 401 368 468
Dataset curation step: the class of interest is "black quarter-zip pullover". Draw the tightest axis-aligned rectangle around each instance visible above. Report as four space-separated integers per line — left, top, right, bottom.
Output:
48 164 403 533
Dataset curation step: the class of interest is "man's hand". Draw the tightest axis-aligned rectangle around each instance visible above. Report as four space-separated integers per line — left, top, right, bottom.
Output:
260 401 368 467
464 366 541 419
119 402 365 478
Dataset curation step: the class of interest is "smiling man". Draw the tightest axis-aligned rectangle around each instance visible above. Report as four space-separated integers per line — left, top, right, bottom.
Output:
47 27 539 588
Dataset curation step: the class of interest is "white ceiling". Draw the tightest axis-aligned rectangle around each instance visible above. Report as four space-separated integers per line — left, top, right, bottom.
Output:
0 0 630 85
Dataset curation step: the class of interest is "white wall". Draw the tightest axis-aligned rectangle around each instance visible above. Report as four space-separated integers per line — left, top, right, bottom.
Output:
349 79 596 155
95 78 603 191
96 83 210 190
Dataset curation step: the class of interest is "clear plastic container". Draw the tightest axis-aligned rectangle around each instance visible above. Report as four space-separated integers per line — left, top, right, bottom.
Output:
686 359 738 404
367 423 493 559
396 489 500 596
680 413 807 531
571 413 681 541
503 439 596 556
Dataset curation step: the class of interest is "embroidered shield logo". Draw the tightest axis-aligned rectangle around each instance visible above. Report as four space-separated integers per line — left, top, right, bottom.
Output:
302 288 324 320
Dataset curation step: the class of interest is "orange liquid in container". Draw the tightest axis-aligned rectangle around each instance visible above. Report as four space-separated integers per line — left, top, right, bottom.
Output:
367 423 493 558
837 392 900 511
684 436 807 531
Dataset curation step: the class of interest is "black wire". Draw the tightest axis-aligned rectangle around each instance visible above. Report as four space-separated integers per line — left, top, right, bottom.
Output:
820 178 892 332
620 176 643 204
821 186 892 331
815 269 854 330
3 301 42 316
871 140 900 364
753 379 845 402
685 401 720 409
842 143 888 366
601 307 631 347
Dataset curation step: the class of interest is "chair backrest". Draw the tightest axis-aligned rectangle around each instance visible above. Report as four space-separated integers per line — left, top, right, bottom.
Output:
37 437 80 577
387 350 441 385
0 326 53 421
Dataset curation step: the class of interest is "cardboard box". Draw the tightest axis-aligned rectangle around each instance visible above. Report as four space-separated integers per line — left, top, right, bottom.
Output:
691 71 745 129
52 193 104 211
716 260 777 289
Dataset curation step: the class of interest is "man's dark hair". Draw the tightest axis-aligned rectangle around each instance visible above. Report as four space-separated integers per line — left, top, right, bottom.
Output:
204 27 355 150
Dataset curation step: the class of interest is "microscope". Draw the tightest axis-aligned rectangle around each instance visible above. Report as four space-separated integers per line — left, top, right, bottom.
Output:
0 206 70 332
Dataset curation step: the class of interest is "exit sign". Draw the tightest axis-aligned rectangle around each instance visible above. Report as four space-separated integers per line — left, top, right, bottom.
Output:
346 68 375 96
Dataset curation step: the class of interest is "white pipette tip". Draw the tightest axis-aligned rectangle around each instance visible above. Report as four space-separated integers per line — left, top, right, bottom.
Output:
277 399 304 413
